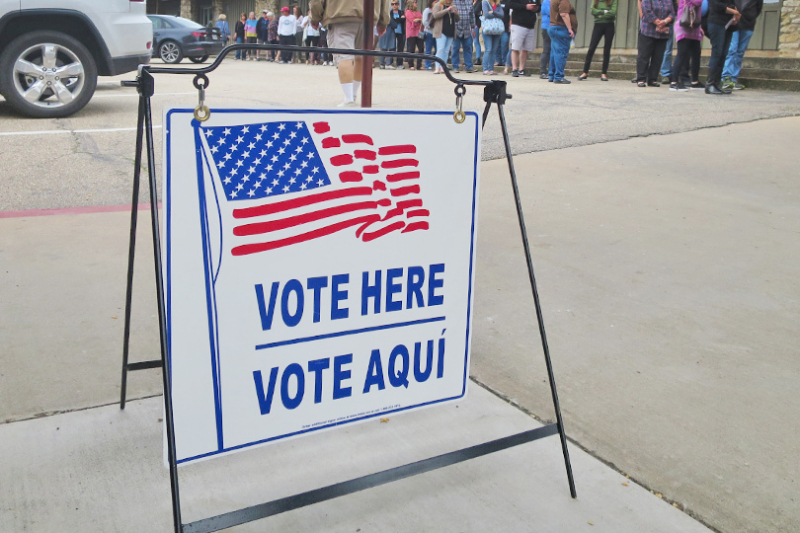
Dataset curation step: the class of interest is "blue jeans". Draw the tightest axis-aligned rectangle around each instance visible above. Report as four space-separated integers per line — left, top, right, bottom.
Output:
424 32 437 69
722 29 754 81
436 35 454 67
473 32 482 61
660 26 673 78
548 25 570 81
499 30 509 66
235 36 244 59
482 32 501 72
451 35 474 70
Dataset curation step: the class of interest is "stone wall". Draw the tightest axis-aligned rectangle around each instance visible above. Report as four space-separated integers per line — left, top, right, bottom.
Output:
180 0 193 19
780 0 800 57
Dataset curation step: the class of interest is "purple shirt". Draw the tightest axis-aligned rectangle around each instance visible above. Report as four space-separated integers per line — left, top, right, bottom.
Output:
675 0 703 41
640 0 676 39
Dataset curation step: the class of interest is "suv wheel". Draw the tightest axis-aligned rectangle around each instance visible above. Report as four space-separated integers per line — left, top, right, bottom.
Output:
189 55 209 64
159 41 183 64
0 30 97 119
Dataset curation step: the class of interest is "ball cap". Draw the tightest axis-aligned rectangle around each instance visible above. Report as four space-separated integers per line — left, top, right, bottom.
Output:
281 6 290 12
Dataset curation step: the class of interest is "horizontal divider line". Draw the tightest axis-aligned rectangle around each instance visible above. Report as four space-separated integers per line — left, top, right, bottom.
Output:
254 316 446 350
182 424 560 533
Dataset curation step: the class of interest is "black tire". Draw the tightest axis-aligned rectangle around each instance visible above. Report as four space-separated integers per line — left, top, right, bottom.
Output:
189 55 209 64
0 30 97 119
159 41 184 64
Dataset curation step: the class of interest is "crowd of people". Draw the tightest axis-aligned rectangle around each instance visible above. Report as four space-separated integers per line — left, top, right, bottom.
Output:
212 0 763 96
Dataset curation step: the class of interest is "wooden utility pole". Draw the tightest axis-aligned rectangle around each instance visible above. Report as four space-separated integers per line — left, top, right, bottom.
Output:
361 0 374 107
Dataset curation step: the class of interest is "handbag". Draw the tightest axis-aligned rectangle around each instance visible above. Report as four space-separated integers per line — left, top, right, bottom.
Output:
481 15 505 35
679 1 700 29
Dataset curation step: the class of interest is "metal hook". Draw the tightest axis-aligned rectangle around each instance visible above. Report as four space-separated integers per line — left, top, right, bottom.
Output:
194 74 210 122
454 84 466 124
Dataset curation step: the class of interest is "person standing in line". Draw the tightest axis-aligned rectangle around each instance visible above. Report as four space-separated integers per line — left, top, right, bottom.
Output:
422 0 438 69
668 0 703 91
721 0 762 90
705 0 739 93
256 10 270 61
498 0 511 72
432 0 460 74
451 0 476 73
577 0 617 81
310 0 389 106
278 6 298 64
406 0 425 70
658 0 678 83
234 13 246 60
547 0 576 83
389 1 407 68
481 0 504 75
293 6 306 63
635 0 674 87
472 0 483 66
267 12 279 62
303 9 322 64
509 0 540 77
539 0 551 78
378 3 398 69
245 12 258 60
215 14 231 47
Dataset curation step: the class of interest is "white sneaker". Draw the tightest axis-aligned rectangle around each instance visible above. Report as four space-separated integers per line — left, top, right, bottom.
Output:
337 100 358 108
386 65 396 70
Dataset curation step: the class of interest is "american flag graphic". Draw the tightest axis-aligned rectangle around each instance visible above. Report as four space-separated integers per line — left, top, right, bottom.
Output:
197 119 429 257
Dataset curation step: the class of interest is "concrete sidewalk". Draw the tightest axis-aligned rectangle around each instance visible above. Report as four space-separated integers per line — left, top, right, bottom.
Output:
0 384 710 533
2 114 799 532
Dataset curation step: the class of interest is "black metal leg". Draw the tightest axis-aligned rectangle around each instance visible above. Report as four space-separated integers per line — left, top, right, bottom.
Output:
495 101 577 499
140 69 183 532
120 95 147 410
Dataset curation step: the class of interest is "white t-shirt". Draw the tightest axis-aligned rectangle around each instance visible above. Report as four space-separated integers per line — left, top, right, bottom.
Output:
278 14 297 36
304 16 320 37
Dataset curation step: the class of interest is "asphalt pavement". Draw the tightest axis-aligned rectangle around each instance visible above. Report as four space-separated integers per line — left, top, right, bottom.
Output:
1 58 799 533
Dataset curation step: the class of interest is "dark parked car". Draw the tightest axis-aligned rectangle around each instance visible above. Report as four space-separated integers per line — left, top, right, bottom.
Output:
148 15 223 64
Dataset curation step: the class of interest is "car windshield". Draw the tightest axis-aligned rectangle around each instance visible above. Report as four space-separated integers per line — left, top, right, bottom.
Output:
169 17 204 29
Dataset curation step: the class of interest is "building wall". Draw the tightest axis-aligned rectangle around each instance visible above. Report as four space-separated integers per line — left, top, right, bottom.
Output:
780 0 800 56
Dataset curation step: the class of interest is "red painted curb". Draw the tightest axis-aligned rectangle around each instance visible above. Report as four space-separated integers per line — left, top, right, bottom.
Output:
0 203 161 219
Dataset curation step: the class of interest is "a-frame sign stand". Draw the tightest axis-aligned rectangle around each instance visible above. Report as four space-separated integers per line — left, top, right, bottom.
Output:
119 44 576 533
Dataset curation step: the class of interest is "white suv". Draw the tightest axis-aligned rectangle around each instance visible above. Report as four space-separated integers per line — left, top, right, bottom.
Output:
0 0 152 118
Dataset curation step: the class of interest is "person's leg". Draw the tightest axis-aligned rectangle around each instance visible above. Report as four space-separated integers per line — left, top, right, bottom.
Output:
649 38 667 83
723 29 753 84
555 28 570 80
659 26 673 80
395 34 406 66
519 50 528 74
540 28 551 75
451 36 463 70
464 35 473 70
473 31 482 65
601 23 615 75
670 38 689 86
425 33 435 69
689 39 701 83
706 23 726 87
583 23 605 74
435 35 449 72
636 33 654 82
483 33 494 72
499 30 509 66
547 26 557 80
235 36 243 59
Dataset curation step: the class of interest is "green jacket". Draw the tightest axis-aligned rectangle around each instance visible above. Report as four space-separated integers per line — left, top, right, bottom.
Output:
591 0 617 22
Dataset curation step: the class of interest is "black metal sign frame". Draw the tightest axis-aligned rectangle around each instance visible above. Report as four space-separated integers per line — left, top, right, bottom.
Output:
118 43 576 533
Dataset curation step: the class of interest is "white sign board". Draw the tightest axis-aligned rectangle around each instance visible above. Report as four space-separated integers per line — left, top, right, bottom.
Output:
163 109 481 465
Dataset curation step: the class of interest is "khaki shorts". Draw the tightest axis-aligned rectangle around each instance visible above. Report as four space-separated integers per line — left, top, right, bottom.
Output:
328 21 364 64
510 24 537 52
